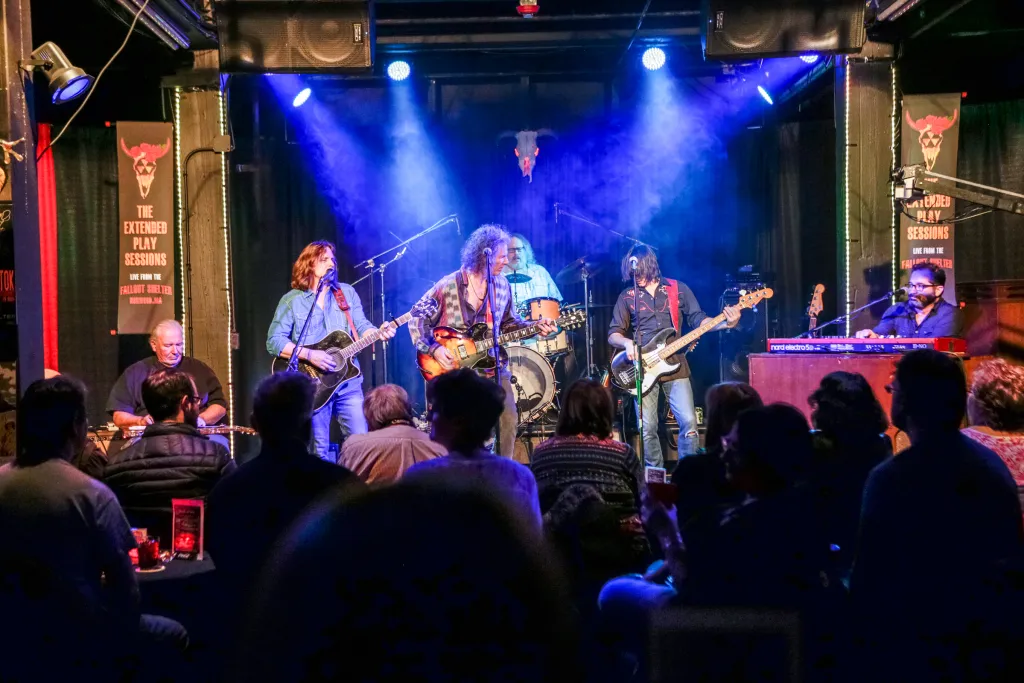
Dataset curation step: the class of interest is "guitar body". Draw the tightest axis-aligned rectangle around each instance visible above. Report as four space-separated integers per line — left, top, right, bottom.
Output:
418 324 509 381
609 329 684 397
271 330 361 410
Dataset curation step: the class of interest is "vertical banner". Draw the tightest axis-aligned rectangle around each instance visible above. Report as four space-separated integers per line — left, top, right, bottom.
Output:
899 93 961 303
117 122 175 333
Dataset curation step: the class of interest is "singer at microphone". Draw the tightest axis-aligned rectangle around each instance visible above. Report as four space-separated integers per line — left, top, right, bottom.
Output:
853 263 962 339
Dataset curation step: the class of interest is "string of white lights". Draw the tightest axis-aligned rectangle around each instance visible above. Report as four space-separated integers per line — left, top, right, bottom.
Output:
844 58 851 336
218 86 235 454
891 63 898 301
173 88 187 354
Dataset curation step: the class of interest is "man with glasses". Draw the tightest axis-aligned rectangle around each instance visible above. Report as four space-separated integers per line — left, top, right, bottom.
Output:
502 233 562 306
855 263 962 339
103 368 236 540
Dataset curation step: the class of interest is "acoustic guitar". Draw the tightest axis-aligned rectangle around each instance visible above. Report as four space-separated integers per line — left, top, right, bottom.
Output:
416 309 587 381
273 299 438 410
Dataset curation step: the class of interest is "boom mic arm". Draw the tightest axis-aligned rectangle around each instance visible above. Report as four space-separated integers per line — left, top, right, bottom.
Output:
895 165 1024 217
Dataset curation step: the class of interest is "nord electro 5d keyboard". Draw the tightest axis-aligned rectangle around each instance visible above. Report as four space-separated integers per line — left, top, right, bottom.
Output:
767 337 967 355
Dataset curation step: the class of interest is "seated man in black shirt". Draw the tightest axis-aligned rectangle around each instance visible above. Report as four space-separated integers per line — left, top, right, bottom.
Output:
107 319 226 431
103 368 235 540
855 262 962 339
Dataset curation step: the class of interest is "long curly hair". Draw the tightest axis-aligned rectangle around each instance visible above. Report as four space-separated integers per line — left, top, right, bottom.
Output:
291 241 335 291
969 358 1024 431
461 224 511 274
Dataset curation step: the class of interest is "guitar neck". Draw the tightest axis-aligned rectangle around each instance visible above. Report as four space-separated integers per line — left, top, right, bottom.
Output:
340 311 413 359
655 313 725 359
476 320 549 352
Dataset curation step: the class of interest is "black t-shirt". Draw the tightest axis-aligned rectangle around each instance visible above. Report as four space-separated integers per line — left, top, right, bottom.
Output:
106 356 226 422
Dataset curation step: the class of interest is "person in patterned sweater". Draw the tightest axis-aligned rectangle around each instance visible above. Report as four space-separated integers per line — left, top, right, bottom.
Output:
410 224 556 458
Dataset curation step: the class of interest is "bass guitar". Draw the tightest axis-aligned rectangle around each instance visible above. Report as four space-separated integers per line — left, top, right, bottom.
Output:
609 288 773 397
807 284 825 333
273 299 438 410
417 309 587 381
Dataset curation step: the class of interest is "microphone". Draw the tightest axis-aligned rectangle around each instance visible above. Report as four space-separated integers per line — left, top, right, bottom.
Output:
893 286 908 296
483 247 492 256
629 256 638 271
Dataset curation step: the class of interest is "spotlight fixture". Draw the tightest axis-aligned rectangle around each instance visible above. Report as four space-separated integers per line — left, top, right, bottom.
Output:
387 60 411 82
292 87 312 108
641 47 666 72
757 85 774 105
800 54 820 64
22 42 93 104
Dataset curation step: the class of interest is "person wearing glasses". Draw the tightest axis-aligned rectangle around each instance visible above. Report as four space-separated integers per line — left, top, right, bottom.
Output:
502 233 562 305
854 263 962 339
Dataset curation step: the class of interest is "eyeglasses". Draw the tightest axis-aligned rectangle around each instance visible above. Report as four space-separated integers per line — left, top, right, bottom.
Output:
906 283 938 291
508 248 523 254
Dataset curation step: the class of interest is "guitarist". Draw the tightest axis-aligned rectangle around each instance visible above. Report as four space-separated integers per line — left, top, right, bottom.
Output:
267 241 397 462
608 245 741 468
410 225 557 458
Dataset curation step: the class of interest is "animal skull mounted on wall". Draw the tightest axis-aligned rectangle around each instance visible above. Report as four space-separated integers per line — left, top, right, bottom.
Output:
496 129 557 183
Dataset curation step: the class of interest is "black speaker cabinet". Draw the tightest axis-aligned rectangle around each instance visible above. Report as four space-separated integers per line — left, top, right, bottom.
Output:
702 0 866 61
215 1 374 73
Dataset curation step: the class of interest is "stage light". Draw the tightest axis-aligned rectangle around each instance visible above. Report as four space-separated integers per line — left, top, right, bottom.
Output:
24 42 93 104
292 87 311 108
642 47 666 71
387 61 411 82
757 85 774 105
800 54 819 64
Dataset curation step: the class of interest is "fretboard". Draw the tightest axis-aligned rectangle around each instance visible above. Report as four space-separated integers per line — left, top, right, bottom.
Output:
475 320 552 353
650 313 725 362
340 310 414 359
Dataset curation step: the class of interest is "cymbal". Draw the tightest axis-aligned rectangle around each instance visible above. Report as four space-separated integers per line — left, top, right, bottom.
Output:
505 272 533 284
556 253 609 284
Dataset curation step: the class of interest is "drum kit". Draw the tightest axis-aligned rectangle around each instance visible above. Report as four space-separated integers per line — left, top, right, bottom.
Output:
505 254 607 430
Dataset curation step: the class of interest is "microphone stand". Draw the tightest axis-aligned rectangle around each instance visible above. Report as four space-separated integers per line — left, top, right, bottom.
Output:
351 248 408 383
287 273 334 372
555 204 656 249
484 251 503 456
797 290 901 338
631 268 645 465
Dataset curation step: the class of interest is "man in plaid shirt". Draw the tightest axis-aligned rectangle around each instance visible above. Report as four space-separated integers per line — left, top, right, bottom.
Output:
410 224 556 458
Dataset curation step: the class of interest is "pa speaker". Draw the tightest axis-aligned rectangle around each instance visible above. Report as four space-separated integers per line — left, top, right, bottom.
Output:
702 0 866 61
215 1 374 73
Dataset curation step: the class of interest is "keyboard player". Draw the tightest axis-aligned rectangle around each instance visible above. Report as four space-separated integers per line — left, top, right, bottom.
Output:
855 264 963 339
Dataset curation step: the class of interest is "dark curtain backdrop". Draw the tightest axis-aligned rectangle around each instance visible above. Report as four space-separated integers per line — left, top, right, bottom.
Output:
54 127 154 425
229 76 744 457
955 99 1024 283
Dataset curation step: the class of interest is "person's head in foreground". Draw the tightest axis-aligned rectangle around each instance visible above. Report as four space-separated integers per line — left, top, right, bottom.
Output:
890 349 966 436
427 368 505 453
721 404 813 496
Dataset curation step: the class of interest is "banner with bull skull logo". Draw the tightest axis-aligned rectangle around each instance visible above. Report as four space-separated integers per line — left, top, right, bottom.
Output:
899 93 961 305
117 122 175 333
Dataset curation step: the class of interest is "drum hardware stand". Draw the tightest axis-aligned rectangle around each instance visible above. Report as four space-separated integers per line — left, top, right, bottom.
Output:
354 214 460 384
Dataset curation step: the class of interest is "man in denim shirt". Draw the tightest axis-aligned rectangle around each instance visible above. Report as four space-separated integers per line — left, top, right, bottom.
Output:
267 241 396 461
855 263 963 339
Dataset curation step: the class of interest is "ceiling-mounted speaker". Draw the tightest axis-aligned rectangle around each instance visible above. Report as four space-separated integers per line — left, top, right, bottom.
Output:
702 0 866 61
215 1 374 73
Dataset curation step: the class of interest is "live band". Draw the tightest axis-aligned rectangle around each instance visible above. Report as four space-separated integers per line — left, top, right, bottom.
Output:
109 224 961 466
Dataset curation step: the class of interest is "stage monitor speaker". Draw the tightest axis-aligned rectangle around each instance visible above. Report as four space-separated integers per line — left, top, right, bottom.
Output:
215 1 375 74
702 0 866 61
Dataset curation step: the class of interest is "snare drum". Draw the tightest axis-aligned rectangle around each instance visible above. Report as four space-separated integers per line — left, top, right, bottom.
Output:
522 297 569 355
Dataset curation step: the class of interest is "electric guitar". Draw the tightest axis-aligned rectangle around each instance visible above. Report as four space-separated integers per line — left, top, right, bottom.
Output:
273 299 438 410
807 284 825 332
609 288 773 397
416 309 587 381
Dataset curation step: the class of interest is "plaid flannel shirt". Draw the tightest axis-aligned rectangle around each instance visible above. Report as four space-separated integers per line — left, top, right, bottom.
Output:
410 270 525 355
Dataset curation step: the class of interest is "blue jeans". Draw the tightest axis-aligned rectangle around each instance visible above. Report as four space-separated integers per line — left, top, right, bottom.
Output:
311 385 367 462
636 377 699 468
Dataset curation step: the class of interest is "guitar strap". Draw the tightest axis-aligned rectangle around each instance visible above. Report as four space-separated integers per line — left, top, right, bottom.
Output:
331 287 358 338
665 278 681 333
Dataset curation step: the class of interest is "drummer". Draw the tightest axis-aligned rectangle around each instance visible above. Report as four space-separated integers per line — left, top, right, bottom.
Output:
503 233 563 306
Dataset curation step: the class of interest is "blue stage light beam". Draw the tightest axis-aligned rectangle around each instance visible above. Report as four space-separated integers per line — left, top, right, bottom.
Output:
757 85 774 105
292 87 312 108
642 47 666 71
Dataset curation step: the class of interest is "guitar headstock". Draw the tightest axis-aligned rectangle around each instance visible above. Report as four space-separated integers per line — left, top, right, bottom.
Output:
808 284 825 318
413 297 440 320
557 309 587 331
736 288 773 310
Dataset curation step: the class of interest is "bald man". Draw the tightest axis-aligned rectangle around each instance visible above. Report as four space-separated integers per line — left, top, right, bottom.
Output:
107 320 227 430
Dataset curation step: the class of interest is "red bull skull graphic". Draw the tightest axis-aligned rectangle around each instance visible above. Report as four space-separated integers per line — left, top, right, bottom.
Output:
120 137 171 199
496 129 557 183
905 109 958 171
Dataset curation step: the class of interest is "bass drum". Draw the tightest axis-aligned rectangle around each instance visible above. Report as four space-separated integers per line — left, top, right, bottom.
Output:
506 346 556 426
